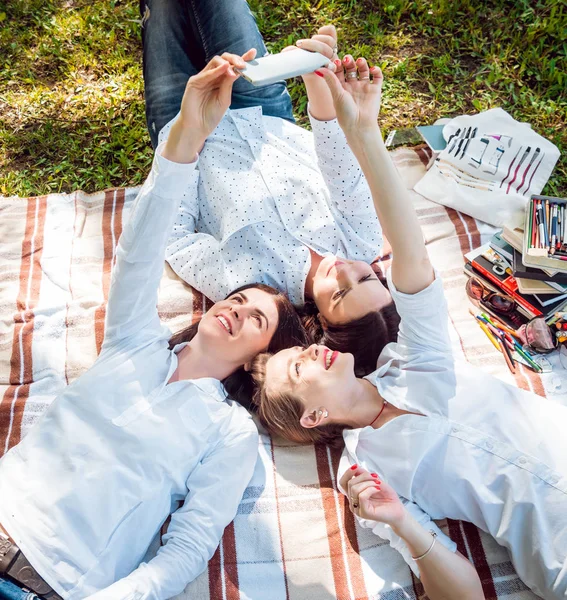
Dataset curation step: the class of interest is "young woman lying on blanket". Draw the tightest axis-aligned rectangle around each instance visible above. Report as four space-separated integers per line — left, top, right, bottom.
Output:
141 0 399 382
0 57 306 600
252 55 567 600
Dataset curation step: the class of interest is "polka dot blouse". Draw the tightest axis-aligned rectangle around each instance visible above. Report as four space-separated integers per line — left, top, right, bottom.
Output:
163 106 382 306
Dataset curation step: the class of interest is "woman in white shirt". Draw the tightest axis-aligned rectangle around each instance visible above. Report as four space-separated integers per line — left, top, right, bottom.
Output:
141 0 400 380
251 57 567 600
0 56 306 600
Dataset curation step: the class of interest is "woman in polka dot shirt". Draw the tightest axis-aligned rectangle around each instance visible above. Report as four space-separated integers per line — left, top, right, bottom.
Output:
142 0 399 377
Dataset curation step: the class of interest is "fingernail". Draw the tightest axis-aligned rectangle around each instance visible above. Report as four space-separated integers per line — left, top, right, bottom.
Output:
343 56 350 63
314 70 324 78
350 464 358 470
356 58 363 63
371 473 378 478
296 40 303 46
334 59 341 66
375 485 381 490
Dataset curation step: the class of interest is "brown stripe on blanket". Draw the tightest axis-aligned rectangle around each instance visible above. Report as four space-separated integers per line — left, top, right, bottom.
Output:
94 189 124 354
208 542 222 600
315 443 368 600
462 521 498 599
64 196 78 386
221 523 240 600
0 196 47 453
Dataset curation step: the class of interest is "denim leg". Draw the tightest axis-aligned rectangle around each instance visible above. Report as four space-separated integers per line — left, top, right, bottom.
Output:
187 0 294 121
0 576 39 600
141 0 294 148
141 0 201 148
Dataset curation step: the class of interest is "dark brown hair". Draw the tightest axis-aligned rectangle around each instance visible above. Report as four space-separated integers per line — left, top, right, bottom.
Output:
250 353 348 448
169 283 308 409
301 273 400 377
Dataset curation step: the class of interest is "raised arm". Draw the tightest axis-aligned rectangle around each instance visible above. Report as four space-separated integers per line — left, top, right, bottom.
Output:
319 58 434 294
340 468 484 600
103 53 251 346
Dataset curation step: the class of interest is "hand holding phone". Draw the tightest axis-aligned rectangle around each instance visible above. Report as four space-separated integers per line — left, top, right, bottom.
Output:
236 49 330 87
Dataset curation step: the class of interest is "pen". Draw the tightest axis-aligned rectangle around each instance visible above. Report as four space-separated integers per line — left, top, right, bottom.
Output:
551 203 558 254
480 311 520 339
499 332 516 374
476 319 501 351
513 343 543 373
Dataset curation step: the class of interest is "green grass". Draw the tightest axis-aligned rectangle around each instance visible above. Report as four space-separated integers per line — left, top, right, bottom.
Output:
1 0 566 196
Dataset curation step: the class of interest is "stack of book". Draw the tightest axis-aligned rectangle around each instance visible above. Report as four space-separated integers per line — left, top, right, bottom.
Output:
464 204 567 328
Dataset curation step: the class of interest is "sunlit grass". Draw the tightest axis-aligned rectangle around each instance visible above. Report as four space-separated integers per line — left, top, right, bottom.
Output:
1 0 565 196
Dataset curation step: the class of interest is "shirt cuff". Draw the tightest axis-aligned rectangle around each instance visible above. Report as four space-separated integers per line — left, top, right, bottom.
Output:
149 141 199 201
307 103 343 137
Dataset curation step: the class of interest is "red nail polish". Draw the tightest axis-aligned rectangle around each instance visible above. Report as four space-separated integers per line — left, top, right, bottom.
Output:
375 485 381 490
371 473 378 478
350 464 358 470
314 70 324 78
343 57 349 63
334 59 341 66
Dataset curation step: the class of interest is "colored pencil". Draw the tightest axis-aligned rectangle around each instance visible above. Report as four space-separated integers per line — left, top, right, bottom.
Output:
499 332 516 374
477 319 501 351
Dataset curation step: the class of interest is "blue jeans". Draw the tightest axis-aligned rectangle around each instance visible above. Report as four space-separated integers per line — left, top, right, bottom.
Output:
141 0 294 148
0 577 39 600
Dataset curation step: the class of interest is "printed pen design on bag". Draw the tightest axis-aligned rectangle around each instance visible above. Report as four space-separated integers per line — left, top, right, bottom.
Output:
520 150 545 196
459 126 477 159
506 146 531 194
447 128 461 153
515 147 540 194
455 127 471 157
499 146 522 188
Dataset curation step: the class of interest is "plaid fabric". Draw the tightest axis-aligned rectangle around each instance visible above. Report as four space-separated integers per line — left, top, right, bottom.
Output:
0 146 546 599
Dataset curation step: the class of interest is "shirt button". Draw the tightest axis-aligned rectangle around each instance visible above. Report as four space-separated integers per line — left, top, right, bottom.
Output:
485 441 494 450
451 427 459 433
518 456 527 465
549 475 559 485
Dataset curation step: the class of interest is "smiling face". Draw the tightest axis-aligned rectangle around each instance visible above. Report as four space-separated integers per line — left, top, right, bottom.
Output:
312 256 391 324
264 344 359 422
198 288 280 366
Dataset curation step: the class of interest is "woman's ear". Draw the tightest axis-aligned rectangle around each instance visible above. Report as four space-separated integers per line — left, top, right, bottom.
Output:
317 313 329 331
300 407 329 429
243 362 252 372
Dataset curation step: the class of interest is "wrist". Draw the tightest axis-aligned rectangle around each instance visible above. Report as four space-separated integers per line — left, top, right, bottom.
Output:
389 508 413 538
163 120 206 163
345 124 382 146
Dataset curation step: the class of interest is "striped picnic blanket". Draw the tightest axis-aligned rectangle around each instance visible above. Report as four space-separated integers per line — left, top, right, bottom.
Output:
0 146 552 599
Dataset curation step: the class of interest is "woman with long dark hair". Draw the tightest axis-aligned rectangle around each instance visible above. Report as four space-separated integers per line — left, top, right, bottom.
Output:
252 55 567 600
0 55 305 600
140 0 399 379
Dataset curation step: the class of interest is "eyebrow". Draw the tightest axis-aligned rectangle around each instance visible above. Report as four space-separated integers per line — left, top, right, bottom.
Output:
238 292 269 329
334 277 379 307
287 355 295 383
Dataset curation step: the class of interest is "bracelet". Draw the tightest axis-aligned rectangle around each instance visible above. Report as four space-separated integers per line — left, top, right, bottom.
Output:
411 531 437 561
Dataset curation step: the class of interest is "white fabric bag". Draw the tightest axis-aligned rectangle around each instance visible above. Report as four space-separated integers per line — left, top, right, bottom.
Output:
414 108 560 227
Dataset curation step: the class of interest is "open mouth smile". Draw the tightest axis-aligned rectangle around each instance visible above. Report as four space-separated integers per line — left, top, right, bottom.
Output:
216 314 233 335
324 349 338 370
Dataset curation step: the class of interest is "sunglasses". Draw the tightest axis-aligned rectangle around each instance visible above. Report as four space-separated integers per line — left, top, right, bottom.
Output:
466 276 556 354
465 276 516 315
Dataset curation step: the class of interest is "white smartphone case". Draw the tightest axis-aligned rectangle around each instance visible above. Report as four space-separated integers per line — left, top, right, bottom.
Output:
236 49 330 87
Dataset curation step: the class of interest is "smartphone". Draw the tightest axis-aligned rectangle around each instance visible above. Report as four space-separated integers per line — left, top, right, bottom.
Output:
236 49 330 87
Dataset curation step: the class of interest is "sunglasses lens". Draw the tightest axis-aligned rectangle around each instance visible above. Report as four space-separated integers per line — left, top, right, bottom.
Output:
468 279 484 300
489 295 515 313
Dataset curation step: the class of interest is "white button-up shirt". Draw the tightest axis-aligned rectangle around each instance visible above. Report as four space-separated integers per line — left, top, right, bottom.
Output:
0 148 258 600
339 272 567 600
162 107 382 306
